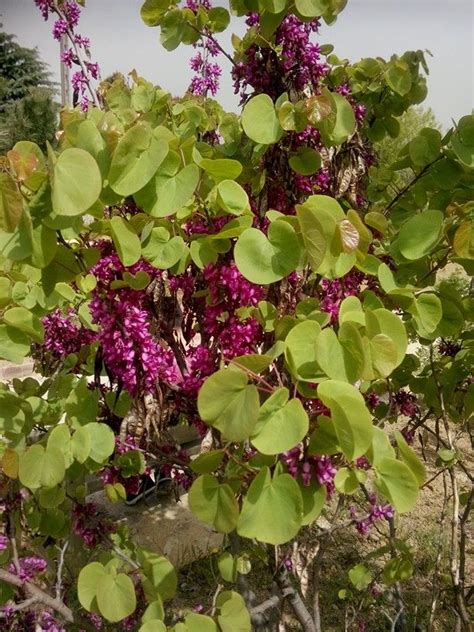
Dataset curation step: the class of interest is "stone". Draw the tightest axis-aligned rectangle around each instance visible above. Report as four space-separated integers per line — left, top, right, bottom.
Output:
88 490 223 568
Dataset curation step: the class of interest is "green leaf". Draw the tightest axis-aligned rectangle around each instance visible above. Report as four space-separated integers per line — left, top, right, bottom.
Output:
64 378 99 427
300 481 326 526
96 573 137 622
409 129 441 166
142 227 187 269
52 148 102 216
251 387 309 455
284 319 321 381
451 114 474 167
188 474 239 533
453 222 474 259
110 216 142 266
0 173 24 232
198 368 259 441
386 60 412 96
85 423 116 464
71 426 92 463
208 7 231 32
136 164 199 217
3 306 44 342
234 221 301 284
200 159 242 182
217 180 249 215
216 591 251 632
334 467 360 494
369 334 399 378
0 325 30 363
109 124 168 196
394 431 426 486
218 552 237 582
184 613 218 632
375 457 418 513
238 467 302 544
365 308 407 368
18 445 65 490
241 94 283 145
77 562 107 611
140 0 170 26
348 564 372 591
319 93 356 146
383 556 413 585
190 450 225 474
397 210 444 260
160 9 186 51
366 427 395 467
308 416 340 456
289 147 322 175
142 598 165 622
140 622 167 632
137 551 177 601
408 294 442 335
317 380 373 460
295 0 327 17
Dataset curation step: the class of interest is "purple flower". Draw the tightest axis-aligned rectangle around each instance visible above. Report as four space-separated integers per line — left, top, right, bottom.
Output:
34 0 53 20
0 534 8 551
86 61 100 80
9 556 48 582
52 19 68 40
42 308 96 360
60 48 75 67
72 70 87 93
63 1 81 28
74 34 90 49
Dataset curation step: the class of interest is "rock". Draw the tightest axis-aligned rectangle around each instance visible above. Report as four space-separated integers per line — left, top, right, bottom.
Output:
88 490 223 568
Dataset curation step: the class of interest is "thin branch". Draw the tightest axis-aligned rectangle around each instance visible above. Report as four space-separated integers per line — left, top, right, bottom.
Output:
0 568 74 623
276 568 316 632
55 540 69 600
383 156 443 216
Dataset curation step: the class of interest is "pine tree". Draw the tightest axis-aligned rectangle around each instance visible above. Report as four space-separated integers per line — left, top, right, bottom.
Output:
0 25 57 151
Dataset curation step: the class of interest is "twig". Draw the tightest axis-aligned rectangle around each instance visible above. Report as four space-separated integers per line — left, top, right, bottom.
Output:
210 582 223 617
276 568 316 632
428 470 449 631
55 540 69 600
0 568 74 623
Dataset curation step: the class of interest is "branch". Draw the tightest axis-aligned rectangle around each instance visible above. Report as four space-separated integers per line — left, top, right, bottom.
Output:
55 540 69 600
383 156 443 216
276 568 316 632
0 568 74 623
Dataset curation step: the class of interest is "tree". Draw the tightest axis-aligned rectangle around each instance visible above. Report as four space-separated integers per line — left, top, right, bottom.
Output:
0 1 472 631
0 26 57 151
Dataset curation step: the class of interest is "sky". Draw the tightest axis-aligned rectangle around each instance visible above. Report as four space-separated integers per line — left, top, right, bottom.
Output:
1 0 473 128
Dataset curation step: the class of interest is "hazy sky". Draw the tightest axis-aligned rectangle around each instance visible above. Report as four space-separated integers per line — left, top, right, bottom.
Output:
1 0 473 127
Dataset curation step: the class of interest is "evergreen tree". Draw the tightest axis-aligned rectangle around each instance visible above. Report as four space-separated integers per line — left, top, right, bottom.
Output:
0 25 57 151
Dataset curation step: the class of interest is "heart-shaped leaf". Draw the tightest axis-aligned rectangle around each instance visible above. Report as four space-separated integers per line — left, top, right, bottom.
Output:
234 221 301 284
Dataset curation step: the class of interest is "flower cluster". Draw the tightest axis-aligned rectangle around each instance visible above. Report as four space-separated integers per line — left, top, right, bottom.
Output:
72 502 113 548
318 270 378 323
90 252 178 395
0 534 9 551
281 445 336 495
42 308 96 360
232 14 328 100
34 0 99 111
438 339 462 357
8 556 48 582
186 0 222 96
351 495 394 535
392 390 420 420
201 262 264 359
